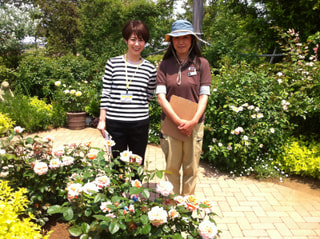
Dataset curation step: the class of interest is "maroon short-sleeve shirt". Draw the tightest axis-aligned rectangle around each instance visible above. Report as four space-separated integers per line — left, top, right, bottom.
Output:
156 56 211 122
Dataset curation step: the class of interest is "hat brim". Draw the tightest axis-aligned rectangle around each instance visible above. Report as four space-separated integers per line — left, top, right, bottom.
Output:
164 31 199 42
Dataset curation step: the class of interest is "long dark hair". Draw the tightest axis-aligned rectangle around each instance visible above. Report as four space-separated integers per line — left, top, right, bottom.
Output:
163 35 202 70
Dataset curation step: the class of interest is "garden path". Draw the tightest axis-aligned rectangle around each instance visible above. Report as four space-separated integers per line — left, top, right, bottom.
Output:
33 127 320 239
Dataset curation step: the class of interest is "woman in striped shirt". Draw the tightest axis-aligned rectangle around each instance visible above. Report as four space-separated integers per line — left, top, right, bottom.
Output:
97 20 156 167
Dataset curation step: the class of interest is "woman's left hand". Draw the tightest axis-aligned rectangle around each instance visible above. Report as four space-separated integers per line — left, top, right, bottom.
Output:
178 120 197 137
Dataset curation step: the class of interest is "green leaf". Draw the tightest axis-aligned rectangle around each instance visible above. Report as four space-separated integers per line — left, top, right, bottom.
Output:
80 234 88 239
94 193 104 203
142 188 150 199
163 224 171 233
84 208 92 217
81 223 90 234
69 225 82 237
137 167 144 175
47 205 62 215
156 170 163 178
63 207 74 221
129 187 142 195
99 221 109 230
109 222 120 234
140 215 149 224
172 233 184 239
141 224 151 234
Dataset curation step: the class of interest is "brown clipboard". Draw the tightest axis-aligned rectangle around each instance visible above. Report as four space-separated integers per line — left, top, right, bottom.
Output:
161 95 198 141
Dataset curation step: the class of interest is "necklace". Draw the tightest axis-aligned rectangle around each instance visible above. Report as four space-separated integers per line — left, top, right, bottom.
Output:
124 54 142 93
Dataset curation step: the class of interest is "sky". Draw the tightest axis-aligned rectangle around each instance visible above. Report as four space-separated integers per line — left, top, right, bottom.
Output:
174 0 186 16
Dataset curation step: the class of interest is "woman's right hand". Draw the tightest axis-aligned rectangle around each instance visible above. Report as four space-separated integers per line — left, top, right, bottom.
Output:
97 120 106 137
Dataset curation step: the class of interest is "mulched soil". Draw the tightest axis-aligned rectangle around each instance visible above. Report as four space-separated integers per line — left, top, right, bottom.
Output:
43 215 78 239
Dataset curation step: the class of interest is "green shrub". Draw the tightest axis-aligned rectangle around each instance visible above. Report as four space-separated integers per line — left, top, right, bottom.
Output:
203 61 294 178
270 27 320 137
0 93 53 132
203 28 320 179
14 52 99 99
276 137 320 179
0 60 16 85
0 112 14 136
0 180 51 238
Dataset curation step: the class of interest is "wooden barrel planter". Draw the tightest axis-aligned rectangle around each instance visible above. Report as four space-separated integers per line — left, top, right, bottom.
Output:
66 112 86 130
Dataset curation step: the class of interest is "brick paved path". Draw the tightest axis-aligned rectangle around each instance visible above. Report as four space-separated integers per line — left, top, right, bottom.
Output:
33 127 320 239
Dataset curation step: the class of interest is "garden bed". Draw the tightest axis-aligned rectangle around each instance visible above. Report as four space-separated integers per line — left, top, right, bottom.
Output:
44 172 320 239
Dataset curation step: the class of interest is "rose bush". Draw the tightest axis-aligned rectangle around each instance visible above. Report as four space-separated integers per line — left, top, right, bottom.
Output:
0 126 106 225
48 149 219 238
0 127 219 238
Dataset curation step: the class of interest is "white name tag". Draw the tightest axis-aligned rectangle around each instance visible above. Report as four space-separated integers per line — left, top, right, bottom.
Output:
121 93 133 102
188 67 197 76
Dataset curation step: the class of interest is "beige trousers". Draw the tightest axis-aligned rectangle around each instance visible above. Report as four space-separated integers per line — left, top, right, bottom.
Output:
160 122 204 196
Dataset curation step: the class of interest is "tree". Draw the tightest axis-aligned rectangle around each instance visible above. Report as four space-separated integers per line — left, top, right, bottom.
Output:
0 3 40 67
35 0 81 56
200 0 320 66
77 0 174 66
251 0 320 42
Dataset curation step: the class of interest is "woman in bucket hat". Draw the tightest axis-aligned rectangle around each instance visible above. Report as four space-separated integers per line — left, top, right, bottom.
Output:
156 20 212 196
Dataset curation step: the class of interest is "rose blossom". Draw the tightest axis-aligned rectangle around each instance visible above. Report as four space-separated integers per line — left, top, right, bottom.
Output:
129 154 142 165
105 139 115 147
128 204 135 213
84 141 92 147
87 151 98 160
49 158 61 169
95 176 110 188
201 199 215 213
14 126 24 133
67 183 82 201
184 195 200 211
199 220 218 239
131 179 142 188
53 146 65 157
33 162 48 175
100 201 112 213
62 156 75 166
174 195 185 206
44 135 54 142
69 141 78 148
168 208 179 219
82 182 99 195
156 181 173 197
148 206 168 227
120 150 132 163
105 213 116 218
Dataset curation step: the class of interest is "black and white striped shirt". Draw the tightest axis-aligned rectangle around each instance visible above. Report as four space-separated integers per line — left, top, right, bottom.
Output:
100 55 157 122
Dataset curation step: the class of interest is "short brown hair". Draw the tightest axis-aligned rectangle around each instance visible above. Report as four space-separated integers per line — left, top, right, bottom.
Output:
122 20 150 43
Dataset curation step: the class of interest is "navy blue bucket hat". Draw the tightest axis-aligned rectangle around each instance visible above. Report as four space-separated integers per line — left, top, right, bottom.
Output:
165 20 199 42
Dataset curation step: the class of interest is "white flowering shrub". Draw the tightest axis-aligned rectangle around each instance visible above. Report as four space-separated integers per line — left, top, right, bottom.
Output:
203 28 320 179
0 3 40 53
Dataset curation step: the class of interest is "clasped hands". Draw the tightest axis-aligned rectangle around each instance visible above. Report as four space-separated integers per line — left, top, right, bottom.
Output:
177 119 197 137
